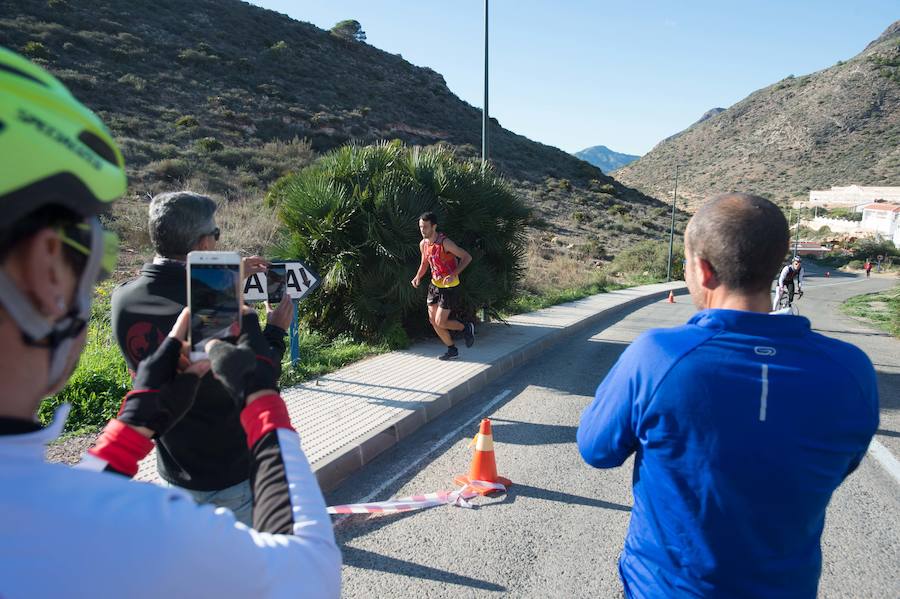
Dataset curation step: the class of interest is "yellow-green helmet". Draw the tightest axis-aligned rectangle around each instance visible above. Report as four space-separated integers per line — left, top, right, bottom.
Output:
0 46 126 225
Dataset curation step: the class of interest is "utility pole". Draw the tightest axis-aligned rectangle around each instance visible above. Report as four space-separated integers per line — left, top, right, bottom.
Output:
666 164 679 282
480 0 491 323
482 0 489 168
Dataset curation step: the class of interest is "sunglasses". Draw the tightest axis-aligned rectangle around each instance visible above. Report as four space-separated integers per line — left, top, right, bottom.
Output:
208 227 221 241
57 222 119 280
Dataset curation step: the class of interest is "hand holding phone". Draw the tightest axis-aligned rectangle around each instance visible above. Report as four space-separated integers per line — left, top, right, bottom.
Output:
187 251 242 360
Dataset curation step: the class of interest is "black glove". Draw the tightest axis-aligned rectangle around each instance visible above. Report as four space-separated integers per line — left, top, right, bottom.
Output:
208 312 280 409
117 337 203 437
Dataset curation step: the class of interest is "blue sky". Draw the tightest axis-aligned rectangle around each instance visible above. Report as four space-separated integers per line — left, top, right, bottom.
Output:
249 1 897 156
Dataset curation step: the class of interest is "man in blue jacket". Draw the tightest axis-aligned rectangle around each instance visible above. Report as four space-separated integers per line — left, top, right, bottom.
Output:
577 193 878 599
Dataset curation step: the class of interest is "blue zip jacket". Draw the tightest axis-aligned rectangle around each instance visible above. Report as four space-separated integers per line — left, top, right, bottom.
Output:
577 309 878 599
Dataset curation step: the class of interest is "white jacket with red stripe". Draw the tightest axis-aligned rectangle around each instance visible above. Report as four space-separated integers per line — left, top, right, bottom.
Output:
0 399 341 599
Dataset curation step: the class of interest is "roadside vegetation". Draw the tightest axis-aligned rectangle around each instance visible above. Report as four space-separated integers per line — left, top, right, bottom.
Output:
841 286 900 339
807 238 898 272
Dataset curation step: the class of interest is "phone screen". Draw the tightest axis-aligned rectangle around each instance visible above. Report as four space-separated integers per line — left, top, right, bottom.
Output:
266 263 287 303
189 263 241 351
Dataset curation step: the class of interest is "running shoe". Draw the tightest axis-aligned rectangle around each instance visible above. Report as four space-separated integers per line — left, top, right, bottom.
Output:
464 322 475 348
439 346 459 361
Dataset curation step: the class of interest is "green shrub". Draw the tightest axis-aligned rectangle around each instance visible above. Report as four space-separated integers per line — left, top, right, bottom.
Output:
847 259 865 270
269 141 529 341
175 115 199 129
118 73 146 91
22 41 50 59
851 238 899 261
268 40 288 53
195 137 224 153
573 211 586 223
609 239 684 281
148 158 191 181
330 20 366 43
178 47 219 63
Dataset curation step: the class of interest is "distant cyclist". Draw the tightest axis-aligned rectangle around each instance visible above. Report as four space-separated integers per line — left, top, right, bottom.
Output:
773 256 804 311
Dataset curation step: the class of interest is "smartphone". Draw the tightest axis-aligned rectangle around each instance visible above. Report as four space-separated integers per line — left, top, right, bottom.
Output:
265 263 287 303
187 251 242 360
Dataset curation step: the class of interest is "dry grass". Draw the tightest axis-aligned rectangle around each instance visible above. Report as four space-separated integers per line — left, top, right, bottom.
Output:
520 238 606 294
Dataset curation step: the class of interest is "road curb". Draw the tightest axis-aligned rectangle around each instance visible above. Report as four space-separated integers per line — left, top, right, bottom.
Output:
312 284 688 491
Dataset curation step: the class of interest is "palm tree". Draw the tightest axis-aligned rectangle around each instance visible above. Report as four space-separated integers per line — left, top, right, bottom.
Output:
268 141 529 342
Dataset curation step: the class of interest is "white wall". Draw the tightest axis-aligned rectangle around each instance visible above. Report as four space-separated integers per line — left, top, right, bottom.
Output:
861 210 899 236
808 186 900 207
806 217 863 234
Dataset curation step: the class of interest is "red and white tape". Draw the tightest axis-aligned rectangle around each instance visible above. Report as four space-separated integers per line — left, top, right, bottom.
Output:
327 480 506 515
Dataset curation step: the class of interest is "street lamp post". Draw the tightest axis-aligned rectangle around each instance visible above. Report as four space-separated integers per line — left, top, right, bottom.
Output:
480 0 490 323
482 0 489 167
793 208 801 256
666 164 679 282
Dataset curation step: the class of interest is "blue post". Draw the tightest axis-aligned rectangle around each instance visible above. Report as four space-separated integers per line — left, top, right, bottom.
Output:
289 300 300 366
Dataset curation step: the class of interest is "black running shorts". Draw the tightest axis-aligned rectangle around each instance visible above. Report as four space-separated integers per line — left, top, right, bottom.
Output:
426 282 458 309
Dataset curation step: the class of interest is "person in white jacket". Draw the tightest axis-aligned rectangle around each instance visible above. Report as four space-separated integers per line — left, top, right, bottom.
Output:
0 47 340 598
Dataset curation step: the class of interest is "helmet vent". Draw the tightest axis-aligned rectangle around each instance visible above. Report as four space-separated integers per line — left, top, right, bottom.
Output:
78 131 118 166
0 63 48 87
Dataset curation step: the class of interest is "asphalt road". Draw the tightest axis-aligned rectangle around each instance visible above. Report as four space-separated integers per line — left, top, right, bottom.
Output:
327 268 900 598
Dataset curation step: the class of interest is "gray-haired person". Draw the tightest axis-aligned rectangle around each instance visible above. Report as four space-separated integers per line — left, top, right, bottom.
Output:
110 191 292 524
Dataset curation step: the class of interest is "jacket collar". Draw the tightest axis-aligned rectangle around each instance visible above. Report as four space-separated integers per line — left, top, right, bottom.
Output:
689 308 811 337
140 260 186 279
0 404 70 462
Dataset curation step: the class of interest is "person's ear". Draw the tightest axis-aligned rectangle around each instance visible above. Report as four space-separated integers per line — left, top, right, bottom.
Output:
196 235 215 251
696 257 720 290
15 229 76 319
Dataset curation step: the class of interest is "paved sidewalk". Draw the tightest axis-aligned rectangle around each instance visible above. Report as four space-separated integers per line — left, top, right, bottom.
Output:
135 281 685 489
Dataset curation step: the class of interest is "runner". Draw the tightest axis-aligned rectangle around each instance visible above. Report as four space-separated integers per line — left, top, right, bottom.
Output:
411 211 475 360
865 258 872 278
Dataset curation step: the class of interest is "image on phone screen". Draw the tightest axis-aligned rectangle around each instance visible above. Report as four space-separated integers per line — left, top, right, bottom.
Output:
266 263 287 303
189 263 241 351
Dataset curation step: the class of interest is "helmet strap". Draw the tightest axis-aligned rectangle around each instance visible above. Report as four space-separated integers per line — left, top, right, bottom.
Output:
0 218 105 388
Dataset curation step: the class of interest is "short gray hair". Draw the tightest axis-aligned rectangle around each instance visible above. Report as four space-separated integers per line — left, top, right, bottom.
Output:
686 193 788 293
148 191 217 258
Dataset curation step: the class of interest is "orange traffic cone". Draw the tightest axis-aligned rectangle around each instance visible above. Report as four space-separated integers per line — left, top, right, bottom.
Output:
454 419 511 495
667 290 675 303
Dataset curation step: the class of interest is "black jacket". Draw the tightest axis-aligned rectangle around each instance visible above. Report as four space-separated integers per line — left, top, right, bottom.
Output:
110 261 287 491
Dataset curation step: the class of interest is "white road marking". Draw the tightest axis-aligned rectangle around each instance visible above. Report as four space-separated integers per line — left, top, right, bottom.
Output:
867 439 900 486
759 364 768 422
803 278 867 289
333 388 513 524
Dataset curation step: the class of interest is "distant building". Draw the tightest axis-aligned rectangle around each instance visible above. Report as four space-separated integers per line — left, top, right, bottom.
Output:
860 203 900 237
808 186 900 208
791 241 829 258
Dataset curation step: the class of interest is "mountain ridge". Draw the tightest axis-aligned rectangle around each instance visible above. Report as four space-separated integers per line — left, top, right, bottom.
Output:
574 145 640 172
616 21 900 210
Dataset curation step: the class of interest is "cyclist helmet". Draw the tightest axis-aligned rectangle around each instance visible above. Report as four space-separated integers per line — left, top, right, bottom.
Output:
0 47 126 387
792 256 802 264
0 46 126 222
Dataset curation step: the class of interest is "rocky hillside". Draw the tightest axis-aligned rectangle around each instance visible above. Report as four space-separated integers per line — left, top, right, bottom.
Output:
2 0 687 265
616 21 900 210
662 108 724 143
574 145 640 172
